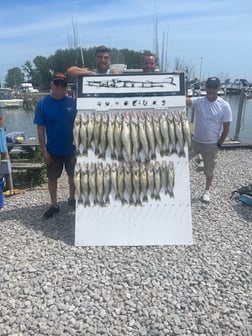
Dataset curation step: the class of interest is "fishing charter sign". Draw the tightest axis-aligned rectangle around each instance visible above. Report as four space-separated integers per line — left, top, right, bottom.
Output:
77 72 185 110
75 72 192 246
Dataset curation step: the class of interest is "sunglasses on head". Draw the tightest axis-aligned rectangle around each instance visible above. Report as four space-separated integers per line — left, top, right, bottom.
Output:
206 84 218 89
53 80 67 87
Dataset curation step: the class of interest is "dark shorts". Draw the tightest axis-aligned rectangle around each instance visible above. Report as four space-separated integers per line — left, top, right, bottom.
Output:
47 155 76 179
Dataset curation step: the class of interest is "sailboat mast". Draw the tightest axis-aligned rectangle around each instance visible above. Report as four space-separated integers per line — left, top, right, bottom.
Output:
72 0 85 67
152 0 159 67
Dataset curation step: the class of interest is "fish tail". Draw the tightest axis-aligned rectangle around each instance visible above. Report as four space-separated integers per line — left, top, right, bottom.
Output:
129 197 134 205
135 199 142 206
121 197 128 205
105 195 110 204
151 153 156 160
179 148 186 157
142 195 148 202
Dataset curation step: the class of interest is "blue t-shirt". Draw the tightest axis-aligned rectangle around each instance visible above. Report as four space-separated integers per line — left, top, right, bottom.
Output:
34 95 77 156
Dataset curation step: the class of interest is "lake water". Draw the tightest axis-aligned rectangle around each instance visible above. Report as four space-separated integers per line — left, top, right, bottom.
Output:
1 94 252 143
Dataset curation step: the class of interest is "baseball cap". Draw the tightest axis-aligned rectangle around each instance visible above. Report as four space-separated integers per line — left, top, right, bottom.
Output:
52 72 67 83
206 77 220 87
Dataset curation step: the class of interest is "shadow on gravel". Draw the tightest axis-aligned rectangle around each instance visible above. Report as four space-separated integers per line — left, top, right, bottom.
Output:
231 199 252 222
1 201 75 245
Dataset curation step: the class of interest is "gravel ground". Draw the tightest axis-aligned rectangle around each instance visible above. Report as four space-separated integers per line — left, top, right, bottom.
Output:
0 148 251 336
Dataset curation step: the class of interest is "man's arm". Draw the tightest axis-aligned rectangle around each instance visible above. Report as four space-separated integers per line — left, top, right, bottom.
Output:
67 66 96 77
186 97 193 107
37 125 52 165
218 122 231 145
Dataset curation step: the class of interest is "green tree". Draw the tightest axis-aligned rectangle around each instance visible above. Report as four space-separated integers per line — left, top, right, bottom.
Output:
33 56 51 90
22 61 34 82
119 48 150 69
48 48 83 74
6 47 193 90
5 67 24 88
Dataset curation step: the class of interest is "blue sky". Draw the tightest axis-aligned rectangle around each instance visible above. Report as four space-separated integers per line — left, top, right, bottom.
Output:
0 0 251 84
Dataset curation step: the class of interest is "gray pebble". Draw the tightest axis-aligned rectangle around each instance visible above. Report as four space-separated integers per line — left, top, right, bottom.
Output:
0 149 251 335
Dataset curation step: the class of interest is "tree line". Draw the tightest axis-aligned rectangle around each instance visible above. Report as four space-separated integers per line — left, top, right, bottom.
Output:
4 47 199 90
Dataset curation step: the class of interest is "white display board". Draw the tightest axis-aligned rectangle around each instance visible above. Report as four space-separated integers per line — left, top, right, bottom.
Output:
75 73 192 246
77 73 185 111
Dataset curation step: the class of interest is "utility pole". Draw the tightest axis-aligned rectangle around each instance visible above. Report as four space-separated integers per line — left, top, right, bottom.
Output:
199 57 203 82
233 88 246 142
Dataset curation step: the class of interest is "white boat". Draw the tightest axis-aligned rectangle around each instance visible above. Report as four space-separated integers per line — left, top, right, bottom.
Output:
217 88 225 95
187 88 193 97
190 81 225 97
225 79 252 95
0 88 23 108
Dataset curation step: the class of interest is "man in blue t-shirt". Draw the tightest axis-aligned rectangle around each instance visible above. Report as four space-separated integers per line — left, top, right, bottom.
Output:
34 72 77 219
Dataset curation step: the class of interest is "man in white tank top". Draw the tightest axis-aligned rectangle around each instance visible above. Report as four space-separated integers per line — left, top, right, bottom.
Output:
186 77 232 202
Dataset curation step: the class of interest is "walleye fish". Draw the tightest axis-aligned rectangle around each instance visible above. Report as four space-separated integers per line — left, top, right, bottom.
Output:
73 161 82 205
93 113 102 156
146 162 155 199
73 114 81 153
124 162 134 205
114 113 123 161
96 162 105 206
132 162 142 206
121 113 132 162
110 161 119 200
107 113 116 160
167 112 176 153
153 113 164 156
80 162 90 207
174 113 185 157
87 112 95 148
103 163 111 204
79 113 88 156
154 161 161 200
117 162 127 205
180 111 192 149
146 112 156 160
139 162 148 202
159 112 170 155
160 160 168 194
88 162 98 205
130 112 141 162
167 161 175 197
138 113 149 162
99 113 108 159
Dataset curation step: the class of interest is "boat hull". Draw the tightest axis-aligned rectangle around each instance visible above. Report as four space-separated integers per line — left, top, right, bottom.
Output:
0 99 24 108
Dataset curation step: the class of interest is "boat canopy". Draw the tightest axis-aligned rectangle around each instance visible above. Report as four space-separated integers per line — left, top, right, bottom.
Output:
0 88 13 100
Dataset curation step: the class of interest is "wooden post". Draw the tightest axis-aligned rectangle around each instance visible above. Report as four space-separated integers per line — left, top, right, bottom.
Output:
233 88 246 142
4 151 14 195
0 115 14 195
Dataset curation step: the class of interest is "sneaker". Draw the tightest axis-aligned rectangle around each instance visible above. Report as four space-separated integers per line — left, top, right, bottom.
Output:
202 190 210 202
42 205 60 220
68 198 76 209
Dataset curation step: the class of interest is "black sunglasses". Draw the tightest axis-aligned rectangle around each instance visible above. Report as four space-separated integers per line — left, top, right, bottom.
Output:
53 80 67 87
206 84 218 89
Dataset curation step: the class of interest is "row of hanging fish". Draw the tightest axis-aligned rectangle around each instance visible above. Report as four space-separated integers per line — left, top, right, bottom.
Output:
73 110 191 162
74 160 175 207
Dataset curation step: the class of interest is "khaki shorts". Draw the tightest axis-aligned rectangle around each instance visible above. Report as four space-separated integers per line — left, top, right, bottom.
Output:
47 155 76 179
192 141 219 177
